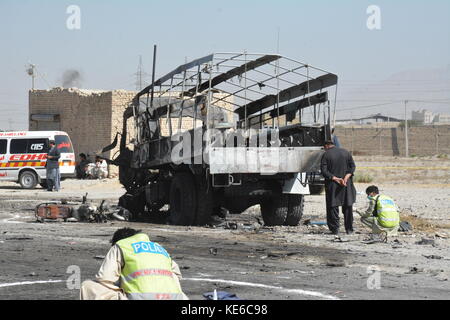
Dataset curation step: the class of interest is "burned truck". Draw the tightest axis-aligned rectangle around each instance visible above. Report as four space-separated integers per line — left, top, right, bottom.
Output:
105 52 338 226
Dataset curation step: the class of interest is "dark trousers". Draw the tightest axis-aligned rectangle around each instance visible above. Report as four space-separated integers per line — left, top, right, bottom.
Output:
326 205 354 234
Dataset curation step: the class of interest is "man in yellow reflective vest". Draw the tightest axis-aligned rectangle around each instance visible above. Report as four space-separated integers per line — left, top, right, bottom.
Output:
356 185 400 240
80 228 188 300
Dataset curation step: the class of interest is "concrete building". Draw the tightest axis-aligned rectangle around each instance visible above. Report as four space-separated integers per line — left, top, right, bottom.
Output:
433 113 450 124
412 109 435 124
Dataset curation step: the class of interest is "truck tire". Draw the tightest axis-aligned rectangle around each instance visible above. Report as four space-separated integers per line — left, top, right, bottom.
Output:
118 192 146 221
261 194 304 226
309 185 325 195
169 172 197 226
260 194 289 226
19 171 38 189
194 175 213 226
284 194 304 226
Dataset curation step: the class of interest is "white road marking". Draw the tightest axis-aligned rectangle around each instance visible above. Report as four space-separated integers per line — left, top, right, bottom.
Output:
0 280 64 288
183 277 340 300
0 278 340 300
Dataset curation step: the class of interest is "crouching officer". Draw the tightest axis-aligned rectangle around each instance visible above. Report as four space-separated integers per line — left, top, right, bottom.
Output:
80 228 188 300
356 185 400 240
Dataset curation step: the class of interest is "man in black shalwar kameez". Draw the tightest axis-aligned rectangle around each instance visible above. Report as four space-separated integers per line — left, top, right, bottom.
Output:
320 140 357 235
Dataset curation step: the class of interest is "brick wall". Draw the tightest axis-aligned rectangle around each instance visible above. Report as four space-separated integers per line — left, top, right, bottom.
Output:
335 125 450 156
29 88 113 162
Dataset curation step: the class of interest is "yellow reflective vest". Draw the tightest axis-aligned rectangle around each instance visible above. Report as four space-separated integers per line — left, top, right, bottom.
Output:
371 194 400 228
116 233 184 300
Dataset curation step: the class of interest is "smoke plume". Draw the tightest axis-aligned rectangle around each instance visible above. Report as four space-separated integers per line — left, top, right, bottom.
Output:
62 69 83 88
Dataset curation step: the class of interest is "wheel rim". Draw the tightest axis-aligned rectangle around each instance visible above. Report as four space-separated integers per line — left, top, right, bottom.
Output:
22 174 34 188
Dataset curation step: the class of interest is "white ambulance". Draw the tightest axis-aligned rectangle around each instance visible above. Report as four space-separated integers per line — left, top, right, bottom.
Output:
0 131 76 189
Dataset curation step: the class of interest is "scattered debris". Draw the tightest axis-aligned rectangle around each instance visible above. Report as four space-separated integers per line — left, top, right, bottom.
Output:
392 239 403 249
225 222 238 230
435 232 448 239
416 238 435 246
5 237 33 241
399 221 413 232
326 260 346 267
268 252 283 258
304 219 327 226
35 203 72 222
406 267 424 274
333 236 350 243
203 291 242 300
363 233 387 244
209 248 218 256
94 255 106 260
35 194 129 223
423 255 442 260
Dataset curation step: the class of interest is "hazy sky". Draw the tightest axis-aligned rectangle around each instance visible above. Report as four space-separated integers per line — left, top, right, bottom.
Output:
1 0 449 129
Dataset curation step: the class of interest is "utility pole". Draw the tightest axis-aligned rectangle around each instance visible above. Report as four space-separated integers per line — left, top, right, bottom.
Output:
26 64 36 90
404 100 409 158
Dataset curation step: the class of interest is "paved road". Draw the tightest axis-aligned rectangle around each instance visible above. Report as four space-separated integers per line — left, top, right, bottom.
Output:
0 180 449 300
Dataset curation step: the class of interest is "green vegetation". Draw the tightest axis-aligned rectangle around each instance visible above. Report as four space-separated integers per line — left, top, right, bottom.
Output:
353 172 374 183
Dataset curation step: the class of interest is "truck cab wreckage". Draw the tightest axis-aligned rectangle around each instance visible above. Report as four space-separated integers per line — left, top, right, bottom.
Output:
104 52 338 226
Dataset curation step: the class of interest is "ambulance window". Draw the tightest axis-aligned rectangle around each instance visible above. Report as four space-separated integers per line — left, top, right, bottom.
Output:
55 135 74 153
27 139 48 154
0 140 6 154
10 139 27 154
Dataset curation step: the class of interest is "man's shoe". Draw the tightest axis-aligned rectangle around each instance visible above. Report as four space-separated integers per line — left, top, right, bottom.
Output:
346 230 354 235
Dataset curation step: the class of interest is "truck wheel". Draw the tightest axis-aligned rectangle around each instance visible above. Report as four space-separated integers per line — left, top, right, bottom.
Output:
260 194 289 226
284 194 304 226
261 194 304 226
19 171 38 189
194 176 213 226
309 185 325 195
169 172 197 226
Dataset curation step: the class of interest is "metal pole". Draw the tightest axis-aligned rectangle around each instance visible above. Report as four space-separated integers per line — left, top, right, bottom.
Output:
404 100 409 157
31 65 36 90
435 127 439 155
150 45 157 109
379 127 382 156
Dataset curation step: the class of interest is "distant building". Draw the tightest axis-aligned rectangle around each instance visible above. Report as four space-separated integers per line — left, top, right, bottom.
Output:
335 113 401 127
412 109 435 124
433 113 450 124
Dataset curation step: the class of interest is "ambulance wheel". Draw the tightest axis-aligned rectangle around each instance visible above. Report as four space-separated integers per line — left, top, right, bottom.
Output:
169 172 197 226
19 171 38 189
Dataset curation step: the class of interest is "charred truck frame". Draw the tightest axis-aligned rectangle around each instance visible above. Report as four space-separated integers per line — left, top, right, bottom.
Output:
105 52 338 226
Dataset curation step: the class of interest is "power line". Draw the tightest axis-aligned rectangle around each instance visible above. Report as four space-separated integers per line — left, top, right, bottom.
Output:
338 101 399 111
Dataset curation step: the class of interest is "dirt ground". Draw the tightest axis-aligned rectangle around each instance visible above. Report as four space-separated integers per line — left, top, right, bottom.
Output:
0 156 449 300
